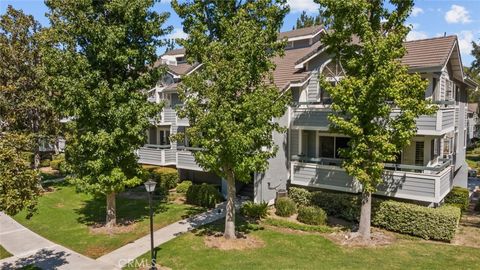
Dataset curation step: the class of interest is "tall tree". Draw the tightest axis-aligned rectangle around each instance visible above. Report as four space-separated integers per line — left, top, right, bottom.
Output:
293 10 323 29
172 0 289 239
0 6 59 169
315 0 434 240
44 0 171 227
471 40 480 76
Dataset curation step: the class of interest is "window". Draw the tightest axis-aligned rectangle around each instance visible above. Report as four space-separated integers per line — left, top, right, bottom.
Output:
430 138 440 159
148 127 157 145
159 128 170 145
415 141 424 166
335 137 350 158
319 136 335 158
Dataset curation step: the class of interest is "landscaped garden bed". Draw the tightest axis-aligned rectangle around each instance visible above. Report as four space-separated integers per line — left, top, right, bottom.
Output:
13 181 204 258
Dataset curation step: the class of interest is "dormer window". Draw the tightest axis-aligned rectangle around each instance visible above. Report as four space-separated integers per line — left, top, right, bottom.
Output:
176 56 186 63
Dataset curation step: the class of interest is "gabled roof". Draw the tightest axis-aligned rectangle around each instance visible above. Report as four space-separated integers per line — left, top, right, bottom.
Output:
278 25 323 40
402 35 457 70
164 48 185 56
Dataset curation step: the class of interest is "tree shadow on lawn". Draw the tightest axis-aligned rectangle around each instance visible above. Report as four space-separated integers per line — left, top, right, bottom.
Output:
75 194 169 227
192 215 264 238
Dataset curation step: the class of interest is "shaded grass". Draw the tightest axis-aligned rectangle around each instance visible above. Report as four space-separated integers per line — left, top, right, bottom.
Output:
13 182 204 258
125 218 480 270
0 245 12 259
263 217 333 233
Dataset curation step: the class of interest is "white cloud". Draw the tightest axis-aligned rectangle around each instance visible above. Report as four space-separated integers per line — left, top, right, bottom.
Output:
445 5 471 24
457 30 474 56
287 0 318 13
411 7 424 17
167 28 188 40
407 30 428 41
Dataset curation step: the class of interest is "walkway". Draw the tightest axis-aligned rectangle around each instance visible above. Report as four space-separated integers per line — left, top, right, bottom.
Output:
0 213 113 270
0 201 232 269
97 202 229 269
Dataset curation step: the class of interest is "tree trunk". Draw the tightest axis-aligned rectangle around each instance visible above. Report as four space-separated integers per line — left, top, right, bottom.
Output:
358 191 371 240
106 192 116 228
224 170 236 239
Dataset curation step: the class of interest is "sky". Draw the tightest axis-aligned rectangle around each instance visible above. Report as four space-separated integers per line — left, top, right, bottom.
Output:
1 0 480 66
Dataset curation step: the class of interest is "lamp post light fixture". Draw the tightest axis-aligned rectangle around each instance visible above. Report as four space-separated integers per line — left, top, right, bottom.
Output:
144 179 157 270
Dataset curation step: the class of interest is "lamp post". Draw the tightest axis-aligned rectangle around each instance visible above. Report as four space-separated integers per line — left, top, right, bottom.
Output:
144 179 157 270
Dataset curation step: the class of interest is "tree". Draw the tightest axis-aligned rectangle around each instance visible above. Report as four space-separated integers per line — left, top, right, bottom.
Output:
0 6 59 169
315 0 434 240
172 0 289 239
471 40 480 76
293 10 323 29
0 133 40 218
43 0 171 227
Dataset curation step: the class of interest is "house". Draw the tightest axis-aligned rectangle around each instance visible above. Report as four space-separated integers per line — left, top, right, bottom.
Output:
466 103 479 146
139 26 478 206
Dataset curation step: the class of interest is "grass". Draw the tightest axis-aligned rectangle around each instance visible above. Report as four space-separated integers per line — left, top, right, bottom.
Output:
0 245 12 259
13 182 204 259
466 144 480 171
263 217 333 233
125 218 480 270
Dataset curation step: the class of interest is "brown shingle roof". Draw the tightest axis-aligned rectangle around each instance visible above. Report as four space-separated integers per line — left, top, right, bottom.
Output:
402 35 456 70
278 25 323 39
164 48 185 56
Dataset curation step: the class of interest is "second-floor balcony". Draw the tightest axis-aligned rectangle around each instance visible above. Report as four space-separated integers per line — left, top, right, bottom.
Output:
137 144 176 166
291 103 455 135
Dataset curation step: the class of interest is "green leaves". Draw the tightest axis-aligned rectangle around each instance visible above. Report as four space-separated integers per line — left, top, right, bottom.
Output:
172 0 289 182
316 0 434 192
44 0 170 195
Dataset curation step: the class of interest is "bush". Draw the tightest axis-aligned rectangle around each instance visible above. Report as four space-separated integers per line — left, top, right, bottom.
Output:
39 159 51 168
289 187 312 206
150 167 179 190
475 200 480 212
263 218 332 233
311 191 361 221
50 159 63 170
176 180 193 193
240 201 268 220
444 186 470 211
275 197 297 217
297 206 327 225
372 200 461 241
186 183 223 208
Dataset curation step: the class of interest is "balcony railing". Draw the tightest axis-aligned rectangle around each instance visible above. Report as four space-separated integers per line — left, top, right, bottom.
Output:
137 145 176 166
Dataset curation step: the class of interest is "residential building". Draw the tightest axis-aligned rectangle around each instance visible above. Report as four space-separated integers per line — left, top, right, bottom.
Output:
466 103 479 146
139 26 477 206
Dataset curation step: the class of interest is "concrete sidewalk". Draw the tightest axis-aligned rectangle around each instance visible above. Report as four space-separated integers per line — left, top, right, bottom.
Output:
97 202 229 269
0 213 114 270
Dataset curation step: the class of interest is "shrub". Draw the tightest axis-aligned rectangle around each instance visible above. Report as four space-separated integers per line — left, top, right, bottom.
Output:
240 201 268 220
150 167 179 190
444 186 470 211
372 200 461 241
176 180 193 193
50 159 63 170
39 159 51 168
186 183 223 208
475 199 480 212
289 187 312 206
311 191 361 221
275 197 297 217
297 206 327 225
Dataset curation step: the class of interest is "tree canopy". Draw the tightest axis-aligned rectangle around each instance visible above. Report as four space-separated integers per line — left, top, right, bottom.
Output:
293 10 323 30
172 0 290 238
43 0 171 227
315 0 434 239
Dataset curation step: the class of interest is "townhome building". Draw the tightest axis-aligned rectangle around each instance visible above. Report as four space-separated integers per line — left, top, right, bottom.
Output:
138 26 477 206
467 103 479 146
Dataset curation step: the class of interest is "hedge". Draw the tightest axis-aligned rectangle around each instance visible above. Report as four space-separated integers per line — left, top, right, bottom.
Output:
311 191 362 222
240 201 268 220
297 206 327 225
275 197 297 217
289 187 312 206
372 200 461 241
149 167 179 190
444 186 470 211
186 183 223 208
176 180 193 194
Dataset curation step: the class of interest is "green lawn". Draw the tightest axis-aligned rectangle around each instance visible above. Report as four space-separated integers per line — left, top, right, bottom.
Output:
13 182 203 258
466 145 480 171
125 220 480 270
0 245 12 259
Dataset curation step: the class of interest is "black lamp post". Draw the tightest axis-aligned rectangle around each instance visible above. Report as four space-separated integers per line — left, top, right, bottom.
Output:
144 179 157 270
